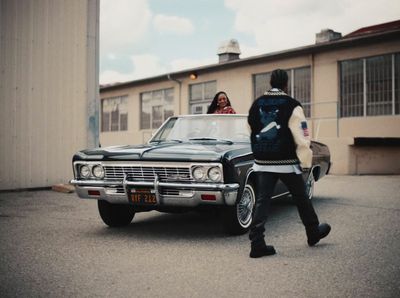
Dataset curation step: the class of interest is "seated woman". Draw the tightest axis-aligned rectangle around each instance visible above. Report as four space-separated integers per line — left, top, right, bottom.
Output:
207 91 236 114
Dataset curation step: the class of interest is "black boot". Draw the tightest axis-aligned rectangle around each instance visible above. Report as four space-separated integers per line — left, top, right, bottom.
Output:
306 223 331 246
250 241 276 258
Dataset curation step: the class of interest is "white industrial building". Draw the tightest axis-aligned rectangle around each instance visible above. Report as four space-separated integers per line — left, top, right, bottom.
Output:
99 20 400 175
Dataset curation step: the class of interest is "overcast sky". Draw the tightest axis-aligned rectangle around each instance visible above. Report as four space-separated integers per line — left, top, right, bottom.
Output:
100 0 400 85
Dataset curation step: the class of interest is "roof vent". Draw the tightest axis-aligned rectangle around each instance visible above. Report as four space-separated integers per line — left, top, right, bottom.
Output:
217 39 241 63
315 29 342 43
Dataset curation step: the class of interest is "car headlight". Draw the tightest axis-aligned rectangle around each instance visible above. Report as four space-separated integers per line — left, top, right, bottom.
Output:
192 166 206 181
80 165 91 179
92 165 105 179
208 167 222 182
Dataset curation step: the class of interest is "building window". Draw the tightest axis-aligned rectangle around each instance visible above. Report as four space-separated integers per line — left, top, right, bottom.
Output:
289 67 311 117
253 72 271 99
253 67 311 117
101 96 128 132
189 81 216 114
339 59 364 117
340 53 400 117
140 88 174 130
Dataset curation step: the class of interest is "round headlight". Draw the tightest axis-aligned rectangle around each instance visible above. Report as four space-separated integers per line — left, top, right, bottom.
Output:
192 166 206 181
92 165 105 179
80 165 91 178
208 167 222 182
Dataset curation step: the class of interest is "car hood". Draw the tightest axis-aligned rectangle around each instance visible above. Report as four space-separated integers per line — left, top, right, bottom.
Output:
74 142 251 162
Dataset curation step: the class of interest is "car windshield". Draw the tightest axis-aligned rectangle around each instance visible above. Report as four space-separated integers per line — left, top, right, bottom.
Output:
150 115 250 143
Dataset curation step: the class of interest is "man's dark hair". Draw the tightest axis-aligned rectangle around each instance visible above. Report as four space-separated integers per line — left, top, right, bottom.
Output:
270 69 288 90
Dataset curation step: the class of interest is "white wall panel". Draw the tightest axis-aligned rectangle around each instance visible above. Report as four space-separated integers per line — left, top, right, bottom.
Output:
0 0 99 189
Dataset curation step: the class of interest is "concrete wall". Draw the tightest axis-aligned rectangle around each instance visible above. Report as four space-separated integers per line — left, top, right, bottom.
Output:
0 0 99 190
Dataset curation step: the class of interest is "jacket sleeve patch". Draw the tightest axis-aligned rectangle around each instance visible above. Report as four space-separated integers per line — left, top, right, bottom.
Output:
301 121 309 137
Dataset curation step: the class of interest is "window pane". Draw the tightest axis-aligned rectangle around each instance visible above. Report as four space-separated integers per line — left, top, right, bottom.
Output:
153 90 163 106
366 55 392 116
253 68 310 117
164 88 174 120
119 97 128 131
141 92 151 129
340 60 364 117
152 105 163 128
190 84 203 101
141 88 175 129
120 114 128 131
204 81 217 100
102 96 128 132
102 112 110 132
294 67 311 117
189 81 216 114
110 109 119 131
254 72 271 99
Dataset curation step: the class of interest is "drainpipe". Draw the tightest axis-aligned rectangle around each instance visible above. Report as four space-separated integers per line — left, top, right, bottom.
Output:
310 53 315 140
167 74 182 115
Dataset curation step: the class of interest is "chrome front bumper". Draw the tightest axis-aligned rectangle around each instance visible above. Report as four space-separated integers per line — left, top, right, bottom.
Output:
70 177 239 207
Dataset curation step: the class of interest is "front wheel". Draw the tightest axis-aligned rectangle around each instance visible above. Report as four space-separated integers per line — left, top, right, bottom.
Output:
98 200 135 227
305 173 315 200
222 183 255 235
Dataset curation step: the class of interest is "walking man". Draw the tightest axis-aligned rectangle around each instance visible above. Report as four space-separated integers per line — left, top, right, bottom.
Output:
248 69 331 258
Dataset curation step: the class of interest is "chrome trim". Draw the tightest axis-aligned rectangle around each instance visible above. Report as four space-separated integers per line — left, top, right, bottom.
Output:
70 179 123 186
154 175 160 204
71 176 239 206
73 161 224 183
73 160 222 169
224 191 237 205
271 191 290 200
70 179 239 191
123 174 128 195
72 184 239 207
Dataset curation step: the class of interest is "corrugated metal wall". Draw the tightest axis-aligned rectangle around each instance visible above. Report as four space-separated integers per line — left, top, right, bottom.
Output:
0 0 99 190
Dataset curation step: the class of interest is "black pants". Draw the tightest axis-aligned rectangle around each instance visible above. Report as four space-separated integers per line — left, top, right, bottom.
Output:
249 171 319 245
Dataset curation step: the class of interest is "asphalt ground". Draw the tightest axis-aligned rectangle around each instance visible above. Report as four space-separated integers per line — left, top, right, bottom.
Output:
0 175 399 297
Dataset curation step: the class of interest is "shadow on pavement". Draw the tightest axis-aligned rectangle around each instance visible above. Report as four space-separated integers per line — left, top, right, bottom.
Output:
84 197 315 241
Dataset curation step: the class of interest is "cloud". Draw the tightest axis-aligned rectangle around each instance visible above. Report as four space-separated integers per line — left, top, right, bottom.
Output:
100 54 167 84
170 57 216 72
100 0 152 55
153 14 195 35
100 70 137 85
130 54 168 78
107 53 117 60
100 1 199 84
100 0 400 85
100 54 217 85
225 0 400 55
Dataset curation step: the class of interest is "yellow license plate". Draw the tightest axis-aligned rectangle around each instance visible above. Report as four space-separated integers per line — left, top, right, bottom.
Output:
130 189 157 205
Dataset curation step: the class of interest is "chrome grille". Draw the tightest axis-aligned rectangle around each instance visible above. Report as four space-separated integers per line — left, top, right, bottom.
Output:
104 165 193 183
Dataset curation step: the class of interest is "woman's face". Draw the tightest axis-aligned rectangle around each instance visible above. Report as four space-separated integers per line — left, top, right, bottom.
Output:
217 93 228 108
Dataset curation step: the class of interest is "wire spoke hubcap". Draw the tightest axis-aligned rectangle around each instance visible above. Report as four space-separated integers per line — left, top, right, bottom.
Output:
237 185 255 227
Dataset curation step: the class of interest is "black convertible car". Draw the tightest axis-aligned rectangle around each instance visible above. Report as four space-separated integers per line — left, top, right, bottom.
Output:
70 114 330 235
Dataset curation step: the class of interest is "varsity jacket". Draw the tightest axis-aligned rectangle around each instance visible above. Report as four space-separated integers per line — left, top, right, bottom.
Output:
248 89 312 169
